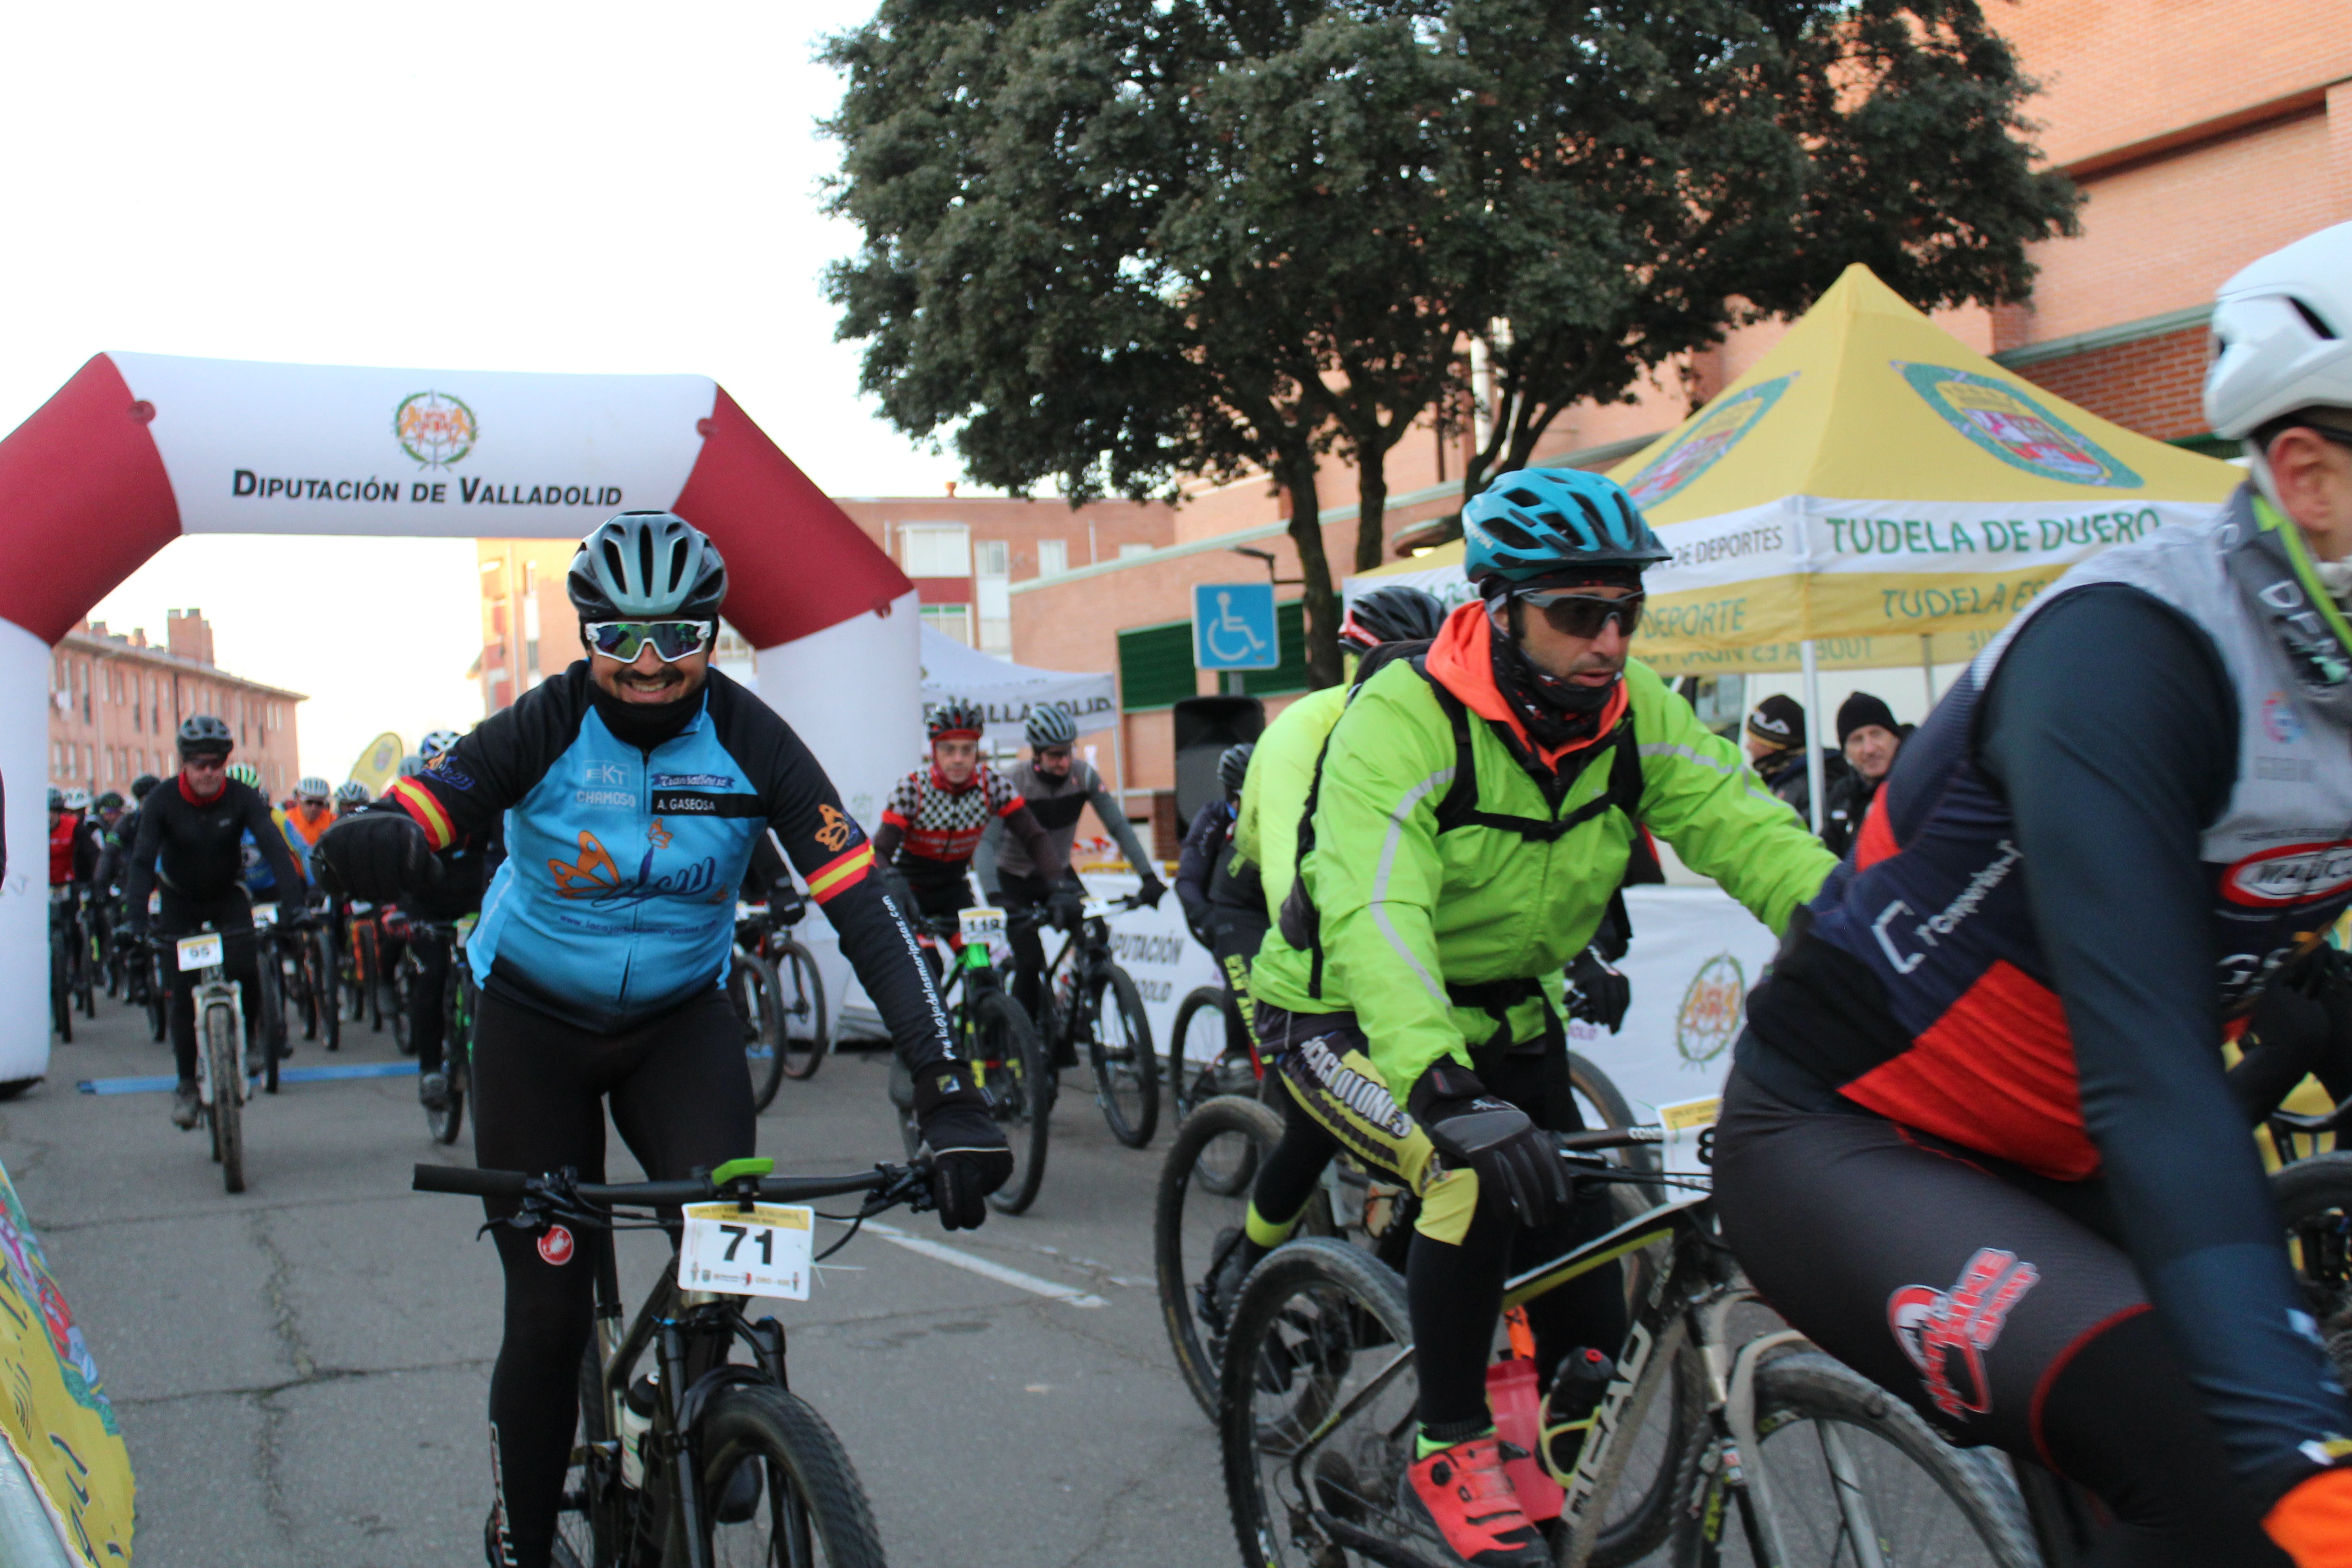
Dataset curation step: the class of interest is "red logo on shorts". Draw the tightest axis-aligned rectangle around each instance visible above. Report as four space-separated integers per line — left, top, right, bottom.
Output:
1887 1247 2039 1418
537 1225 576 1266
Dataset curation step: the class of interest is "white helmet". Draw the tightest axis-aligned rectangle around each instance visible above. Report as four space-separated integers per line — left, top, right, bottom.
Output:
2205 222 2352 441
295 775 332 802
60 787 91 812
419 729 463 760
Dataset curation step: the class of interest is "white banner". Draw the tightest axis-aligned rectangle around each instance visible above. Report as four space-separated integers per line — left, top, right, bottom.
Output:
815 875 1771 1128
110 352 715 539
916 627 1119 752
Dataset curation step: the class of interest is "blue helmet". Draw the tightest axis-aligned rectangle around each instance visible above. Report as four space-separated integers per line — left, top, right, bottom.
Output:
1462 469 1669 589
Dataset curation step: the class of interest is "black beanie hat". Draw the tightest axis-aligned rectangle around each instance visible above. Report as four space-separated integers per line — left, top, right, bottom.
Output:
1838 691 1900 748
1746 694 1804 748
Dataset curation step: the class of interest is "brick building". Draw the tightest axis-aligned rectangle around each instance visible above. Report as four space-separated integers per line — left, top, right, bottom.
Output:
1011 0 2352 795
49 610 304 800
468 492 1174 713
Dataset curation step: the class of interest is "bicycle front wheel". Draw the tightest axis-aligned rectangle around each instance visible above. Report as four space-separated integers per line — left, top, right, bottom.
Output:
774 939 829 1082
976 990 1051 1215
316 928 341 1050
2274 1152 2352 1391
1156 1093 1296 1419
1221 1237 1418 1568
206 1001 246 1195
1570 1051 1658 1173
1086 965 1159 1149
258 954 285 1095
1168 985 1249 1125
557 1341 622 1567
1684 1350 2036 1568
696 1382 886 1568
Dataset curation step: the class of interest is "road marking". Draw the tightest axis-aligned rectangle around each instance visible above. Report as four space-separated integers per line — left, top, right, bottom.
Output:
77 1062 420 1095
861 1222 1108 1308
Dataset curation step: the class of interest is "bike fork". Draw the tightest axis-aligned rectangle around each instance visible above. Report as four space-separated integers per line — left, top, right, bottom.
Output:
656 1320 711 1567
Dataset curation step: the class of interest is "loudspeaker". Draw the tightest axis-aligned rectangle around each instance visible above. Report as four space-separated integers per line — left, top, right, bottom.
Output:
1173 696 1265 823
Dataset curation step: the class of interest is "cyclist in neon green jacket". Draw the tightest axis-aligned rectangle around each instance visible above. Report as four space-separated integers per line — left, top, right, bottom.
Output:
1243 469 1834 1567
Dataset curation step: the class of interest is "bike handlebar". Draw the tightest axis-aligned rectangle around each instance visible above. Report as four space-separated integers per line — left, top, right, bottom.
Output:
412 1160 926 1210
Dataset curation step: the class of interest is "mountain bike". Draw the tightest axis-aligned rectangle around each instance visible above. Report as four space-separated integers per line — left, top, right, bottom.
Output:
413 1154 935 1567
1156 1051 1656 1424
166 925 267 1194
738 892 830 1090
1220 1128 2038 1568
49 887 82 1041
1168 980 1265 1125
397 916 479 1145
275 905 339 1050
1029 891 1158 1148
249 901 294 1070
900 908 1053 1214
344 901 391 1032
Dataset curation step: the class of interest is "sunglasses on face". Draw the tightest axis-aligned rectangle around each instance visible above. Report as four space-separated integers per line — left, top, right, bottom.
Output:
1037 746 1073 762
1515 588 1645 640
583 620 716 663
182 754 229 772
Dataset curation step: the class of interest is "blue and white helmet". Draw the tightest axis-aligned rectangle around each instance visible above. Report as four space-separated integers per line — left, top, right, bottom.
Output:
1463 469 1669 591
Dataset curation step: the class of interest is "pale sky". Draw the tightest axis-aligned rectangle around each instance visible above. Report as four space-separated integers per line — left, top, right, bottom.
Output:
4 1 965 780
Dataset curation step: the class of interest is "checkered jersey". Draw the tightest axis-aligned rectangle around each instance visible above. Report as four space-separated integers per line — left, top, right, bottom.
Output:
882 764 1022 866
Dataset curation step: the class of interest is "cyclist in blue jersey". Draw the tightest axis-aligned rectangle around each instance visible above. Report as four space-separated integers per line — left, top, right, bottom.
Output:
316 510 1007 1568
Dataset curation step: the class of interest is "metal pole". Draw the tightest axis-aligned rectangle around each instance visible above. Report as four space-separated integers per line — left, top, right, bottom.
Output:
1801 640 1826 835
1921 634 1938 706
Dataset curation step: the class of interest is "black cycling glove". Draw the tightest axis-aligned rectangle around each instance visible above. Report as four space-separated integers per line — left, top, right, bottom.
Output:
1135 873 1167 910
911 1062 1012 1230
1047 887 1087 931
1567 946 1632 1034
314 812 436 903
1407 1061 1571 1230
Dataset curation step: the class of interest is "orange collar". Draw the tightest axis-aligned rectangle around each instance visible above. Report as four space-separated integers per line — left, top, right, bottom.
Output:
1424 601 1627 770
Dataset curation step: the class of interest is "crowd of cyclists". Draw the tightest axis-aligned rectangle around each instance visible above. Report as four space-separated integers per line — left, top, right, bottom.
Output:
29 222 2352 1567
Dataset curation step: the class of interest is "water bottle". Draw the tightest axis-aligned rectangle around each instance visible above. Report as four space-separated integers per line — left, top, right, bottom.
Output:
1542 1346 1616 1478
618 1367 660 1489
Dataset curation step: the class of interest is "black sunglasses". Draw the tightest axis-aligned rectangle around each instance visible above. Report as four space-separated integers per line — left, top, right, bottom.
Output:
1515 587 1645 640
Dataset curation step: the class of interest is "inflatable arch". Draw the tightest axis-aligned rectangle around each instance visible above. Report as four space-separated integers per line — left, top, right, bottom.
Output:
0 352 922 1085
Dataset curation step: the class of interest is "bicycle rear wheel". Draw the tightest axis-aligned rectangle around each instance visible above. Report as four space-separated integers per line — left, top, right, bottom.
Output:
1156 1093 1302 1419
206 1000 245 1195
732 952 788 1113
774 939 829 1082
1570 1051 1658 1173
1086 965 1159 1148
428 981 470 1147
976 990 1051 1215
1168 985 1252 1125
1681 1350 2035 1568
695 1382 886 1568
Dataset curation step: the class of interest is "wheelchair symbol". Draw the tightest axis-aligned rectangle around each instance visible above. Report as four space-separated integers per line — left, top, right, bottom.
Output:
1204 591 1268 662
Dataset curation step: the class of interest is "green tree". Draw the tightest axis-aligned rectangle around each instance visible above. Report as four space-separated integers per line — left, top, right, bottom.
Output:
822 1 2078 684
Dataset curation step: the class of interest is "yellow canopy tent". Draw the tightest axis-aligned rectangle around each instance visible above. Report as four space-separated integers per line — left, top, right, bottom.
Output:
1351 263 2244 819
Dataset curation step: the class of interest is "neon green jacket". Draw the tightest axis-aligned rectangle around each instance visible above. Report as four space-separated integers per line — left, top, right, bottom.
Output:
1251 639 1834 1095
1232 684 1348 924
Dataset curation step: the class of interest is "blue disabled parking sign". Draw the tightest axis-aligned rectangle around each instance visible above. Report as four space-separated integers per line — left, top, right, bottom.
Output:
1193 582 1280 671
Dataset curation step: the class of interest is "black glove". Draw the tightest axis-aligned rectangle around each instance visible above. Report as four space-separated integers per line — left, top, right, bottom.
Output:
314 813 435 903
1407 1061 1571 1230
1047 887 1086 931
1567 946 1632 1034
1136 873 1167 910
912 1062 1012 1230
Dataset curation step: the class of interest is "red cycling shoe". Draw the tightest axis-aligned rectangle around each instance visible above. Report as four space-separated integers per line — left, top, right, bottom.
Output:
1400 1434 1550 1567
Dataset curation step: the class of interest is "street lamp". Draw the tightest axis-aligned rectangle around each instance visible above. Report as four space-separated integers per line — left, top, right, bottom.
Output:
1229 545 1304 587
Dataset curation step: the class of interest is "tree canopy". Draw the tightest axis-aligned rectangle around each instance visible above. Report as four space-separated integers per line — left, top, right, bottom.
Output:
823 0 2078 686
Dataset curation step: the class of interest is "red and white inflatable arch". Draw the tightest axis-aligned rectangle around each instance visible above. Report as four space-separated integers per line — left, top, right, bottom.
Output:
0 352 921 1085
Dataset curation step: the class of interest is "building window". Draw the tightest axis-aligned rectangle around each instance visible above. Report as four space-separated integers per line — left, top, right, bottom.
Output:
1116 619 1197 711
524 591 542 679
1038 539 1069 578
900 524 972 578
975 539 1009 577
921 604 975 646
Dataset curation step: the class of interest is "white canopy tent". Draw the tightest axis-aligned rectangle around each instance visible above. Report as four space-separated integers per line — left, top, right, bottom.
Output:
917 625 1118 755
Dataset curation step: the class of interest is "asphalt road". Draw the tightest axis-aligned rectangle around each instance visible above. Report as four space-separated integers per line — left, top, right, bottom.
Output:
10 992 1233 1568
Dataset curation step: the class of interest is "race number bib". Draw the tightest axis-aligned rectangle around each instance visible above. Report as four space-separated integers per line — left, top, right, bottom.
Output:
676 1203 815 1300
1656 1096 1720 1178
251 902 278 928
958 907 1007 944
176 934 225 972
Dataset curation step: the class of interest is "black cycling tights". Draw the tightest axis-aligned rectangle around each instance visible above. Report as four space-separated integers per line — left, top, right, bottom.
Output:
1714 1066 2288 1568
472 987 755 1568
407 931 451 1076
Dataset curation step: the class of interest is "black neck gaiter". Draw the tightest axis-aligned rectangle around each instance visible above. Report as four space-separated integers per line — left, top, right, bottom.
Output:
1488 601 1617 754
591 679 705 753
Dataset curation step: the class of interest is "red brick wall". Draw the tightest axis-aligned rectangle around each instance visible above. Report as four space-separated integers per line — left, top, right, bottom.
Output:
2010 326 2211 443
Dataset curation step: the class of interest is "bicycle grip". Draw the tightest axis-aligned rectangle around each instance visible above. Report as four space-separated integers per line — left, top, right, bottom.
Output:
412 1164 529 1199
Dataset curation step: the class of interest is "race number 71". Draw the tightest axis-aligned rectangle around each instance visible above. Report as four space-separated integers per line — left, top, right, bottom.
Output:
676 1203 815 1300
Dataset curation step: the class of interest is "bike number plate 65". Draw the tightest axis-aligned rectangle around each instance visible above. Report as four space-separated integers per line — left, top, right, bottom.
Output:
676 1203 815 1300
176 934 225 972
958 907 1006 943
